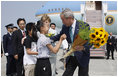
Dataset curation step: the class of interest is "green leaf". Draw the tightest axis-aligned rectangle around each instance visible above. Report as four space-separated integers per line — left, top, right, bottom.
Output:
78 20 91 40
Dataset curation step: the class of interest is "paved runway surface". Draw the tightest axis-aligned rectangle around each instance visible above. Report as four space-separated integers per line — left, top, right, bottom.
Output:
1 49 117 76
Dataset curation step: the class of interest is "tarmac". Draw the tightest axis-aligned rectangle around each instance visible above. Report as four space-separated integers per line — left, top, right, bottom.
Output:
1 49 117 76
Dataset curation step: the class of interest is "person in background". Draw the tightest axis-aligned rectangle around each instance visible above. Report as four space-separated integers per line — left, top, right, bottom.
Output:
114 37 117 52
13 26 18 32
3 23 16 76
35 20 66 76
48 23 57 35
41 14 51 27
61 39 68 69
12 18 26 76
106 32 115 60
23 22 38 76
1 42 3 57
48 23 58 75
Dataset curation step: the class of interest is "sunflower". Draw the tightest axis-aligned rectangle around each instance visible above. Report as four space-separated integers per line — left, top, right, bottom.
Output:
100 38 107 46
94 43 101 48
99 27 105 33
99 32 104 38
89 39 95 44
94 29 102 38
96 37 101 42
89 33 97 40
104 32 109 40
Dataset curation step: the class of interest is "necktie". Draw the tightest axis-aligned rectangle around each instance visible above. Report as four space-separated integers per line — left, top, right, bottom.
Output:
69 26 74 56
23 31 25 37
69 26 73 43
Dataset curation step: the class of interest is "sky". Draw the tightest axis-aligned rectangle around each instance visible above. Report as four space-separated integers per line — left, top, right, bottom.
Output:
1 1 47 40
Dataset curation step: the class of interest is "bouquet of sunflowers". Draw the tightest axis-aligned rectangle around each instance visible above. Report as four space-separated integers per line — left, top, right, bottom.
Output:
89 27 109 48
63 20 108 58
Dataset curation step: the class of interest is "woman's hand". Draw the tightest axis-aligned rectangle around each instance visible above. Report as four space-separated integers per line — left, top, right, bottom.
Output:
14 54 18 60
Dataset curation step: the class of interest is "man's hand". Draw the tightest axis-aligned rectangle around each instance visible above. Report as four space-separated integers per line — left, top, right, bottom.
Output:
109 43 112 45
1 54 3 57
14 55 18 60
21 37 26 45
4 53 9 56
60 34 67 41
74 46 85 51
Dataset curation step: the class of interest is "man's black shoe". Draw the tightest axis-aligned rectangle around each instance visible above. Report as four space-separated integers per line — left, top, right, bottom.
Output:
106 58 109 60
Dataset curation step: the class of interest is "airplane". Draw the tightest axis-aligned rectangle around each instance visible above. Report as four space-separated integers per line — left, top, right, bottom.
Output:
35 1 117 57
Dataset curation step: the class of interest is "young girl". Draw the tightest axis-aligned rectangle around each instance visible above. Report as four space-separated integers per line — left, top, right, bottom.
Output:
23 22 38 76
41 14 58 76
35 21 66 76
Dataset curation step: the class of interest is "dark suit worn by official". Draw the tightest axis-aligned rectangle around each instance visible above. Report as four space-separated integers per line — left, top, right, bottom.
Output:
12 29 25 76
3 33 16 75
50 20 92 76
106 36 115 59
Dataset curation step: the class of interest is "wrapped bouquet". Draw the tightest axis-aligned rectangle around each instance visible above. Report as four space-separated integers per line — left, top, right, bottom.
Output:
63 20 108 58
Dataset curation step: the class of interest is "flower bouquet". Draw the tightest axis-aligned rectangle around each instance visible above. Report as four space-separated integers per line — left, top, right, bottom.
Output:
63 20 108 58
89 27 109 48
45 33 55 37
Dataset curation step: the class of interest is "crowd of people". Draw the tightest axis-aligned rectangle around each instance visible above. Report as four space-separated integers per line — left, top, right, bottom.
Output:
1 8 117 76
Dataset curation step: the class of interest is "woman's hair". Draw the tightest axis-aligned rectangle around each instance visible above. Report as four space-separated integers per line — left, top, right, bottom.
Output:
26 22 35 35
36 20 45 32
32 25 38 41
26 22 38 41
41 14 51 22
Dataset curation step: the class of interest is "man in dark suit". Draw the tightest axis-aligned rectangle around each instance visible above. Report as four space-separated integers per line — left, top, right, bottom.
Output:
12 18 26 76
3 24 16 76
1 42 3 57
106 32 115 60
13 26 18 32
114 37 117 52
50 8 91 76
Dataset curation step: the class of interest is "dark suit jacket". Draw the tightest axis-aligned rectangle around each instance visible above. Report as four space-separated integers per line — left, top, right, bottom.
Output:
3 33 13 55
50 20 91 67
1 43 3 54
107 36 115 50
12 29 24 56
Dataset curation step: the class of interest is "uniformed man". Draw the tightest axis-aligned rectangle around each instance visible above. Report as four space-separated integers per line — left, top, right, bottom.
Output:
3 23 16 76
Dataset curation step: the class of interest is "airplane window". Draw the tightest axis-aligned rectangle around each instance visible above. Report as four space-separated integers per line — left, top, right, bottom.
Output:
58 8 60 11
42 5 44 7
48 9 50 12
55 8 57 11
52 9 53 11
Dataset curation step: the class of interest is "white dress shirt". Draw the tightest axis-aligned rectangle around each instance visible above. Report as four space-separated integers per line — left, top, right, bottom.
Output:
20 29 25 35
71 19 76 35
